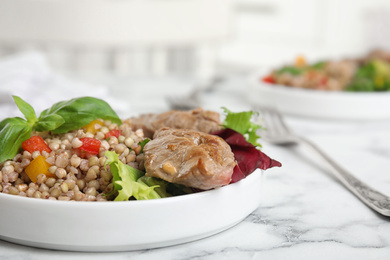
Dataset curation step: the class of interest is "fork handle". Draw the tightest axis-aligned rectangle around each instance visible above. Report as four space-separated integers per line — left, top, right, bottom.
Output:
298 136 390 217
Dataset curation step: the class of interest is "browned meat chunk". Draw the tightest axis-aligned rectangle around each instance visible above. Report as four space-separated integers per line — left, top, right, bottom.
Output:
129 108 222 138
143 128 236 190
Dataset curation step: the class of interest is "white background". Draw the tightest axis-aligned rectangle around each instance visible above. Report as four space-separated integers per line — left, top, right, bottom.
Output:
0 0 389 77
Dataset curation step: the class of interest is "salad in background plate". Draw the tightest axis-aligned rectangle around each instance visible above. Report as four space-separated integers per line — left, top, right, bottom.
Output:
262 49 390 92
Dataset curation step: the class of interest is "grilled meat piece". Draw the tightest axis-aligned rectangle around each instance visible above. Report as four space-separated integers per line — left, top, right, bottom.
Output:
130 108 222 138
143 128 236 190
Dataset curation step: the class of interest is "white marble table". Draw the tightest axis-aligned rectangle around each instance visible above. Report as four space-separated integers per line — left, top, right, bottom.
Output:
0 55 390 259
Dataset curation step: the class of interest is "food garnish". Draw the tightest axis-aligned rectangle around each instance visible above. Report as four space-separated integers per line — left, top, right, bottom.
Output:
138 138 150 153
0 96 121 163
221 107 262 147
212 108 281 183
212 128 281 183
104 151 161 201
104 150 192 200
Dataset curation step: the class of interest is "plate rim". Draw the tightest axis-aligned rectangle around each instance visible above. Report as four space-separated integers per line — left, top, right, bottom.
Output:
248 70 390 120
252 70 390 97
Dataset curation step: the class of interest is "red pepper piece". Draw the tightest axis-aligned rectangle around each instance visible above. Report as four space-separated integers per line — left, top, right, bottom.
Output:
262 75 276 84
79 137 101 155
22 136 52 154
105 129 121 139
319 77 328 85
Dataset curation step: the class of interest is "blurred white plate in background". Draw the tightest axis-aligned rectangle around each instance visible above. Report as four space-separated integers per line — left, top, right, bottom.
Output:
248 72 390 120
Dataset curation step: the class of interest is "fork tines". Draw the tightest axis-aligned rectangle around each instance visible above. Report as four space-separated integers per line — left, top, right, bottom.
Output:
253 105 295 144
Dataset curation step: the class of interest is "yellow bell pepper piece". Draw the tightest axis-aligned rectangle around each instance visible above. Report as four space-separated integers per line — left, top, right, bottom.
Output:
295 55 307 68
83 119 104 134
25 155 56 183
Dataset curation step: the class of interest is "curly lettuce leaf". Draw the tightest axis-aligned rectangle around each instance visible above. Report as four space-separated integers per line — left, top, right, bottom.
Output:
137 176 172 198
104 151 161 201
138 176 195 197
221 107 262 147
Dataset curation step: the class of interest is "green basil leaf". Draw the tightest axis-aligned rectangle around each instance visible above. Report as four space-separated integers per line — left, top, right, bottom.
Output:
0 117 32 163
39 97 121 134
276 66 303 75
310 61 326 70
33 114 65 132
12 96 37 125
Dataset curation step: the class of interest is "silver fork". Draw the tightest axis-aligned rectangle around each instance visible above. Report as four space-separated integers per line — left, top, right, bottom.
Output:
166 75 224 110
257 106 390 217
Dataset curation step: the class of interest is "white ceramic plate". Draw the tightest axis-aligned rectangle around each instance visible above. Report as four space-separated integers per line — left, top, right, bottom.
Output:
0 170 263 252
248 72 390 120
